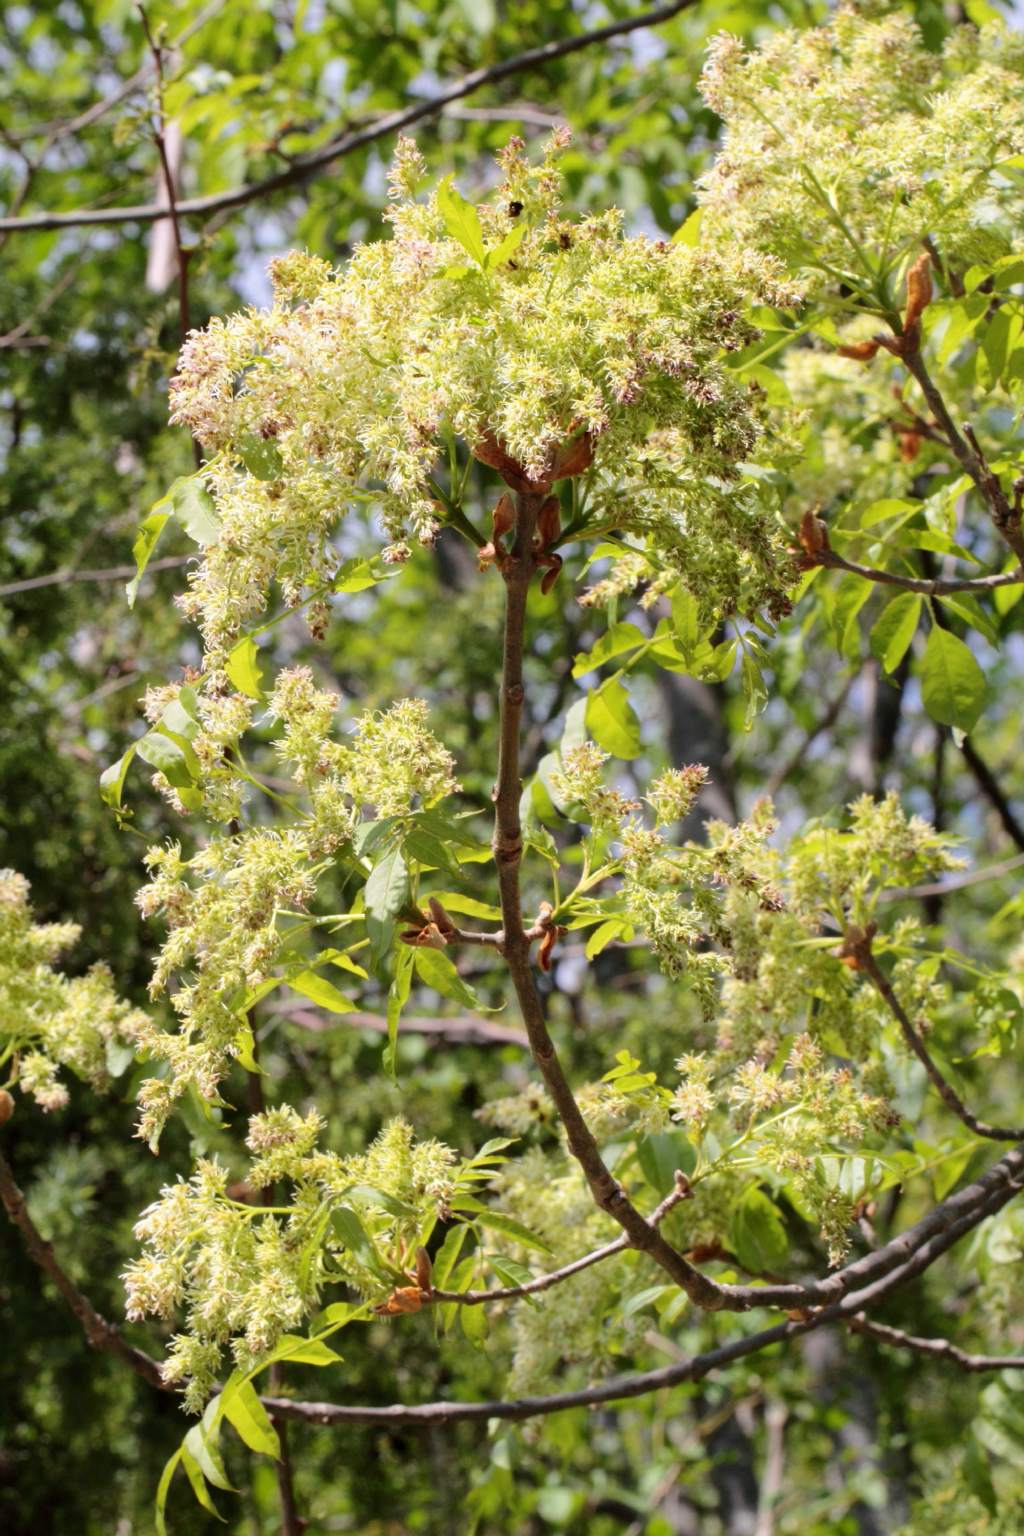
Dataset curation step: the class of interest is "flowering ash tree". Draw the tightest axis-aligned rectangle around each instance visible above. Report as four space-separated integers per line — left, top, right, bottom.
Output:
3 9 1024 1530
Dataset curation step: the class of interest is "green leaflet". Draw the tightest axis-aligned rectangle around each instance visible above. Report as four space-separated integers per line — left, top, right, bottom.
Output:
225 635 264 699
413 946 495 1011
437 174 487 266
220 1377 281 1459
365 843 410 973
585 672 641 759
126 476 219 607
920 626 987 731
728 1186 788 1274
869 593 921 674
288 968 355 1013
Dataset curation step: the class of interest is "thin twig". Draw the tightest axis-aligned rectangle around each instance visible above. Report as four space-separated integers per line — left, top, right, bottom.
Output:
0 2 698 233
815 548 1023 596
285 1004 529 1049
849 1314 1024 1372
263 1201 1024 1427
878 850 1024 903
136 4 201 469
0 1141 167 1393
901 339 1024 565
433 1179 691 1306
0 554 189 599
854 940 1024 1143
4 1128 1021 1430
7 0 224 146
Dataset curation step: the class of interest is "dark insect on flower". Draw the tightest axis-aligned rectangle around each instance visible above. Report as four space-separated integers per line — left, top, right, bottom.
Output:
507 200 523 218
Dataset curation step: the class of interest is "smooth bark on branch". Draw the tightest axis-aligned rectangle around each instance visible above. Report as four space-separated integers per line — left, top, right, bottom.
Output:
492 489 725 1309
849 1314 1024 1372
0 1141 168 1393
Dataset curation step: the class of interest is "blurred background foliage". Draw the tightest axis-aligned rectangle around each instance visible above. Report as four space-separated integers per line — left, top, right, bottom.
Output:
3 1 1024 1533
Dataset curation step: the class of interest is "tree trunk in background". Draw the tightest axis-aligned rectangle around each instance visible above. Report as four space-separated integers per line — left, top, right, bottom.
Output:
803 1332 892 1536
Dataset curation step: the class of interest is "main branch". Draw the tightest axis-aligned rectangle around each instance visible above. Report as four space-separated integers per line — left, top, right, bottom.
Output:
492 491 731 1310
0 1141 167 1392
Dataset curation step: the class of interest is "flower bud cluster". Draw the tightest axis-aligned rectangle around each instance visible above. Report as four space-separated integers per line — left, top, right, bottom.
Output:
0 870 146 1112
133 692 457 1146
123 1114 459 1409
698 9 1024 293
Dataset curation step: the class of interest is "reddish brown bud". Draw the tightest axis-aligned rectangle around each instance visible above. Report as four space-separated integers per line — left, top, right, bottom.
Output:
426 897 456 940
552 432 594 481
0 1088 14 1126
415 1246 433 1294
836 920 878 971
537 926 557 973
903 251 933 332
837 339 880 361
472 432 537 492
899 430 922 462
374 1286 427 1316
797 509 830 563
399 922 448 949
538 552 563 594
535 495 561 551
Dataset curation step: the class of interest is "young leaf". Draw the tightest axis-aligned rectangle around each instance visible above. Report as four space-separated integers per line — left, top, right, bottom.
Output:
330 1202 393 1282
99 744 137 810
384 945 414 1078
571 621 646 679
288 969 356 1014
920 626 987 731
221 1378 281 1458
585 673 641 759
436 175 487 266
183 1418 234 1492
225 635 264 700
126 477 219 607
482 221 525 271
155 1451 182 1536
180 1446 224 1518
728 1186 788 1274
414 947 492 1011
869 592 921 674
126 511 171 608
365 844 409 971
263 1334 344 1367
238 432 284 481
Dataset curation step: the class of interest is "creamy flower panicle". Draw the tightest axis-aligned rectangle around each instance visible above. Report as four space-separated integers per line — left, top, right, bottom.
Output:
132 686 459 1148
0 870 146 1113
168 133 799 673
699 8 1024 292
